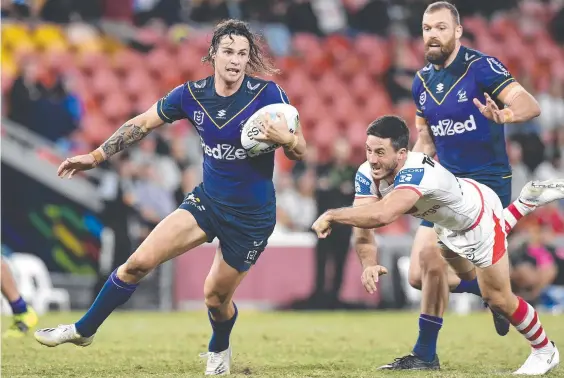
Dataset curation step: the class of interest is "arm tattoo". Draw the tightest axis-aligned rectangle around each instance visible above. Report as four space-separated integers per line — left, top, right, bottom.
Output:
101 123 149 158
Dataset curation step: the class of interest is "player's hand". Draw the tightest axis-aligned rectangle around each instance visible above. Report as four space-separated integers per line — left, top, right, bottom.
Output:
254 112 294 145
360 265 388 294
473 93 510 124
311 211 333 238
57 154 97 178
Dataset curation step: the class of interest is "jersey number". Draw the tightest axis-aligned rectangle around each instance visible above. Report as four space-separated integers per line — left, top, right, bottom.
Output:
422 155 435 167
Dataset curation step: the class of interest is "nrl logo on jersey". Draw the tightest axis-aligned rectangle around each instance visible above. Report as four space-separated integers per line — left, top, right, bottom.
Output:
419 92 427 106
487 58 510 77
193 110 205 126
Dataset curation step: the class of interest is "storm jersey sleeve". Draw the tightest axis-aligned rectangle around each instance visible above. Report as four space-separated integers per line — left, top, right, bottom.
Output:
411 72 426 118
355 162 376 197
473 56 515 98
156 83 187 123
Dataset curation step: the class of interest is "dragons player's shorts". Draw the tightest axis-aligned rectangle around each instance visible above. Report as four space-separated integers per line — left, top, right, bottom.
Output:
434 179 508 268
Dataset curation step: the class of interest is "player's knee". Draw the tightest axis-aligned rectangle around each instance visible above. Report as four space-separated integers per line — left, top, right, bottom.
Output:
204 289 230 315
419 245 446 276
121 254 158 282
482 292 512 315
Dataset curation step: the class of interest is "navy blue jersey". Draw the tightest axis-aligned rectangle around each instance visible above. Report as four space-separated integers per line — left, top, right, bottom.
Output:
412 46 514 177
157 75 290 213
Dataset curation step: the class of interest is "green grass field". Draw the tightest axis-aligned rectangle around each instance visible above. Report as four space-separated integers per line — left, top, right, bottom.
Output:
2 311 563 377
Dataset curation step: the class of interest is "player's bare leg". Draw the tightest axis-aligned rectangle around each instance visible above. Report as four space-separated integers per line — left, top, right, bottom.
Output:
34 210 208 347
408 224 509 336
409 226 482 294
443 248 510 336
379 226 444 370
200 246 248 375
477 252 559 375
442 249 476 281
1 258 38 337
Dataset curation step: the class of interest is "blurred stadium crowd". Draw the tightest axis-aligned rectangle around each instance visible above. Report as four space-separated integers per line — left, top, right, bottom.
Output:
2 0 564 306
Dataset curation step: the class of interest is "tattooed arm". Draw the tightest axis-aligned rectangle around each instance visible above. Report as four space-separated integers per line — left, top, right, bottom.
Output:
57 103 168 178
94 103 166 162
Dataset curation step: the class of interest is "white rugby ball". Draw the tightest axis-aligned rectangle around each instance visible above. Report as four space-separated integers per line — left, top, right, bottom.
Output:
241 103 299 157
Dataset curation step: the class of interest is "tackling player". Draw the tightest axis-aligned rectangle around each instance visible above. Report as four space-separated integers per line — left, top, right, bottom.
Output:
389 1 543 370
34 20 306 376
312 116 561 375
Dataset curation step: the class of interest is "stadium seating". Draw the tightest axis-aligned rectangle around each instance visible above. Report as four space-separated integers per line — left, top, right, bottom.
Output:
1 8 562 152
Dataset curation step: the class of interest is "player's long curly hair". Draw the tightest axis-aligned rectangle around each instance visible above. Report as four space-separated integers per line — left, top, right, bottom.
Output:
202 19 280 76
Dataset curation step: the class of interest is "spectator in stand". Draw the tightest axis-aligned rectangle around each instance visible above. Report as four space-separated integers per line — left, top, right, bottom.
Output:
507 141 531 202
309 137 356 308
537 79 564 133
190 0 230 24
510 217 558 304
8 60 78 142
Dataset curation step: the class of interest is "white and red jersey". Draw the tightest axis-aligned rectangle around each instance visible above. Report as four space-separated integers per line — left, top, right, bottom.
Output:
354 151 507 267
355 151 485 231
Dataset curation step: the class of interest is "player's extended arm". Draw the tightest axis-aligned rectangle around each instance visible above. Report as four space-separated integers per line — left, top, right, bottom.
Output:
326 188 420 229
94 103 166 162
474 82 541 124
57 103 167 178
352 197 379 268
411 116 436 158
283 125 307 161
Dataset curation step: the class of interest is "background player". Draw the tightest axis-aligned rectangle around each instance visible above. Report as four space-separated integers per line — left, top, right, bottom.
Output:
402 1 544 369
33 19 306 376
1 258 38 338
313 116 561 375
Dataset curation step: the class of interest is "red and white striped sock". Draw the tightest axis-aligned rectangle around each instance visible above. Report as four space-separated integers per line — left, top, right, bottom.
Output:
509 296 550 350
503 200 535 234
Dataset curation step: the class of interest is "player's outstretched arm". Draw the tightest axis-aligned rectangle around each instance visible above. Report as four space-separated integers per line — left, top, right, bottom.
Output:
57 103 166 178
412 116 436 158
352 197 379 268
474 83 540 124
352 197 389 293
98 103 165 160
312 188 420 236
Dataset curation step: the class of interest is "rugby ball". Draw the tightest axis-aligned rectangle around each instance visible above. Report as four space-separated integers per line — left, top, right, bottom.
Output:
241 103 299 157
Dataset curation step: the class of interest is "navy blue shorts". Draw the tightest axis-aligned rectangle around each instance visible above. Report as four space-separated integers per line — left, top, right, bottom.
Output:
421 173 512 228
179 184 276 272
